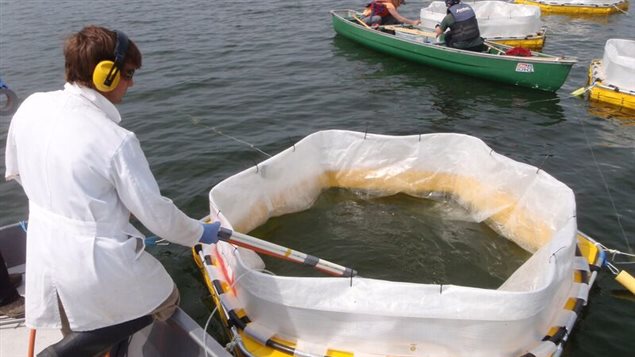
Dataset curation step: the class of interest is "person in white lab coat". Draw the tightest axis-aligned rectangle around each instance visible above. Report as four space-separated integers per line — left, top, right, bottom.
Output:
4 25 222 356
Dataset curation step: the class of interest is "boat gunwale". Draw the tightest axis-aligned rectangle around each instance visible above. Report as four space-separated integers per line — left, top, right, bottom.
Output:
589 59 635 95
484 26 546 41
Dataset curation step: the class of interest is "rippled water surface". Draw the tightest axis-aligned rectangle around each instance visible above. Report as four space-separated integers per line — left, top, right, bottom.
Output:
1 1 633 355
251 189 532 288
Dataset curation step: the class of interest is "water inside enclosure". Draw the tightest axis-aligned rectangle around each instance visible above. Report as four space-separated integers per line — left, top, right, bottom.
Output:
250 188 531 289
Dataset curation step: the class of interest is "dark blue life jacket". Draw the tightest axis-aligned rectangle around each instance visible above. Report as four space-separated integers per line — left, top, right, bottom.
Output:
448 3 480 44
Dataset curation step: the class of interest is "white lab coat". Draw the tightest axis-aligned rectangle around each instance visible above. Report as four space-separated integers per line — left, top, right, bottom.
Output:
4 83 203 331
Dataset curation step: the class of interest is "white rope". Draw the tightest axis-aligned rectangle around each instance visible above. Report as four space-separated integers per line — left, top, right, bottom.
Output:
613 5 629 15
202 268 277 357
225 334 242 352
606 261 620 275
190 115 272 158
601 246 635 264
144 236 169 246
575 115 632 252
210 127 272 158
203 304 220 357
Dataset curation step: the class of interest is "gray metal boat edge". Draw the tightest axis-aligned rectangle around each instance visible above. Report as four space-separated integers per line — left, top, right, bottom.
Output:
127 307 232 357
0 221 232 357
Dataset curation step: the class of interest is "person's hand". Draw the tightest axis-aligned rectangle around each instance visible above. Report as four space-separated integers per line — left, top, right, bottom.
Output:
434 24 442 37
413 19 421 26
199 221 221 244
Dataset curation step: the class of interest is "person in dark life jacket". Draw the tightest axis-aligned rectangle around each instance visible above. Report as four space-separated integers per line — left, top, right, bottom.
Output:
433 0 484 51
362 0 421 26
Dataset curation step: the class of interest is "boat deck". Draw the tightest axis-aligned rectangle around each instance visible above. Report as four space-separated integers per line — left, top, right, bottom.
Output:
1 269 63 356
1 317 62 356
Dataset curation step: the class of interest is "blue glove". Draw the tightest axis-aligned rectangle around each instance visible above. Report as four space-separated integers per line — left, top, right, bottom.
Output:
199 221 221 245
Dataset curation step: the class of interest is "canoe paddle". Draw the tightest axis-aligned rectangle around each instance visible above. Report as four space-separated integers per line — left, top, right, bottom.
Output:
352 13 371 29
571 82 596 97
217 227 358 278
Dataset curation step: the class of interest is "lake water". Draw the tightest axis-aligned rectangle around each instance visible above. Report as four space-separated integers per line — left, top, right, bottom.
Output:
1 0 633 356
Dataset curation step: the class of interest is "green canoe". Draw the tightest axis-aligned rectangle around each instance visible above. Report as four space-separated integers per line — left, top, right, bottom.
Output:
331 9 576 92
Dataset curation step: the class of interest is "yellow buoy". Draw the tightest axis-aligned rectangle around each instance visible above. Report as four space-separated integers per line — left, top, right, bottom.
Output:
615 270 635 295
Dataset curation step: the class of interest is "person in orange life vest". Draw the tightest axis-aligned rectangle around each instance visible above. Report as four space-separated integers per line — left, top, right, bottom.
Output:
362 0 421 26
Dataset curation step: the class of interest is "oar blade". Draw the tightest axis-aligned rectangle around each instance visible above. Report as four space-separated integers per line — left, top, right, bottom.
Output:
571 86 587 97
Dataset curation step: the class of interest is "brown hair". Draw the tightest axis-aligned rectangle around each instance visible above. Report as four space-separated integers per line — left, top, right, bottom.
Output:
64 25 142 88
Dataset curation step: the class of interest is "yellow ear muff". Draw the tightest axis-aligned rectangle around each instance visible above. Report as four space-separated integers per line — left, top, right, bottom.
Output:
92 60 121 92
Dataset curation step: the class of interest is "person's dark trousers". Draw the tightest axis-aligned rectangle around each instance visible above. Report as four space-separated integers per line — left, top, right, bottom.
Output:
0 251 20 305
37 315 153 357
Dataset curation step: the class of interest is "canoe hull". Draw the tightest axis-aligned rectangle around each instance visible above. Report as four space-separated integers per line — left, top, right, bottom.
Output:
489 33 545 51
514 0 629 15
588 59 635 110
330 10 574 92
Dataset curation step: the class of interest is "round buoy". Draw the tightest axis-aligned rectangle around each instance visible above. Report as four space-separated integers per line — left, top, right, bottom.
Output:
0 87 19 116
